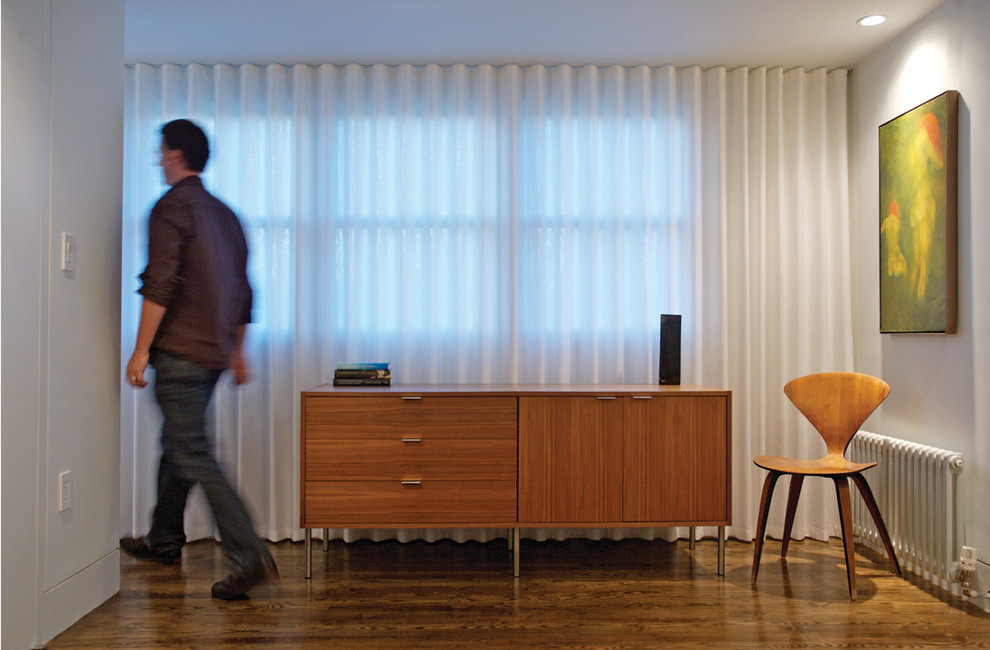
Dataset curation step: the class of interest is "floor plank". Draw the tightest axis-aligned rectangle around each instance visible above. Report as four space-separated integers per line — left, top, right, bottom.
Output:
47 536 990 648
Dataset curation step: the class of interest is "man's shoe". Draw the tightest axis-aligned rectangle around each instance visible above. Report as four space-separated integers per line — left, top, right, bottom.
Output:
211 549 278 601
120 537 181 565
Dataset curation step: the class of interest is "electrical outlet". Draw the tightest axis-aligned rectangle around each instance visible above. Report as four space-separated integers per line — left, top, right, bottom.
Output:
58 470 72 512
960 546 978 572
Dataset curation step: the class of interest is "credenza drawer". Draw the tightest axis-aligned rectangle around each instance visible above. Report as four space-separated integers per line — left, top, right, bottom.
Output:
305 438 517 481
304 396 517 439
303 480 517 525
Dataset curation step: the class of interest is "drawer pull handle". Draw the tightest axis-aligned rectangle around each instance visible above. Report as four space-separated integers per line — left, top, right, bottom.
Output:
401 396 423 401
632 395 653 400
401 438 422 443
597 396 617 400
401 480 422 486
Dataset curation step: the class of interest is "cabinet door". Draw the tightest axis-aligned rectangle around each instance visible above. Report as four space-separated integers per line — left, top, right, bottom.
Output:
519 396 623 523
622 395 728 523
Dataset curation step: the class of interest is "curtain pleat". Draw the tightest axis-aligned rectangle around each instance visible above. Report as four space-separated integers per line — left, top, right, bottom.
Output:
122 63 852 545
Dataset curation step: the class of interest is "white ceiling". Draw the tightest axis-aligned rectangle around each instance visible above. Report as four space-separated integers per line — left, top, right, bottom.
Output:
125 0 946 69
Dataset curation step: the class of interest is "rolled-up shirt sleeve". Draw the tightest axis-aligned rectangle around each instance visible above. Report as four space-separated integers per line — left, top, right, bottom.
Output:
138 202 187 307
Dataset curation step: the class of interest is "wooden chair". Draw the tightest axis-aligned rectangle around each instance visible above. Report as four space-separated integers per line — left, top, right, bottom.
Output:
751 372 901 599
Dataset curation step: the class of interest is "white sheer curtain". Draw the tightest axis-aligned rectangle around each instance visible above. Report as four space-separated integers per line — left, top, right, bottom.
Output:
122 63 852 545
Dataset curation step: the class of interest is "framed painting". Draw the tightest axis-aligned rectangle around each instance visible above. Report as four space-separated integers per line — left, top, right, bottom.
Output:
879 90 958 333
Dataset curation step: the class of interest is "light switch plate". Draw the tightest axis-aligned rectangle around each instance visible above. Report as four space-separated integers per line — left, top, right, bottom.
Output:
61 232 76 272
58 470 72 512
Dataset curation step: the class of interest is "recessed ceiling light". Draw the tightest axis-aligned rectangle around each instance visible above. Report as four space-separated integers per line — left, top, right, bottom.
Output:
857 14 887 27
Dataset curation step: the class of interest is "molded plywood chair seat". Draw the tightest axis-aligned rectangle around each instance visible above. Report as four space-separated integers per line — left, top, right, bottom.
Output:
751 372 901 599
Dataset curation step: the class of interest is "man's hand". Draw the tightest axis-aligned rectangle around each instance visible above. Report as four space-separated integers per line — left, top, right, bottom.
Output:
229 349 252 386
229 324 251 385
128 299 167 389
126 350 150 388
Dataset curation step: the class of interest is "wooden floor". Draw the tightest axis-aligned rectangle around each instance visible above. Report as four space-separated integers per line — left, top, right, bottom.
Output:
48 536 990 648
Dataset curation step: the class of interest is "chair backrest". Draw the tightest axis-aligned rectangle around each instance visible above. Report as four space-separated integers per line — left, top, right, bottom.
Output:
783 372 890 458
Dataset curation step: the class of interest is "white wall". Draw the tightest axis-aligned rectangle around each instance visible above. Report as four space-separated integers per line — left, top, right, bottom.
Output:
1 0 125 647
849 0 990 597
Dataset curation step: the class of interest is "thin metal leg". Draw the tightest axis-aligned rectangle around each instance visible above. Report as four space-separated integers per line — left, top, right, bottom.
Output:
513 528 520 577
305 528 312 579
688 526 696 549
717 526 725 576
323 528 329 552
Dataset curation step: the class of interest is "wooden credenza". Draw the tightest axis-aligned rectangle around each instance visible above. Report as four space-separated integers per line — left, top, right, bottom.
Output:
301 384 731 578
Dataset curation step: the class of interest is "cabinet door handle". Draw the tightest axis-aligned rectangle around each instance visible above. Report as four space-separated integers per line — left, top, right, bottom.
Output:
632 395 653 400
401 438 422 443
401 480 422 485
401 396 422 400
597 396 617 400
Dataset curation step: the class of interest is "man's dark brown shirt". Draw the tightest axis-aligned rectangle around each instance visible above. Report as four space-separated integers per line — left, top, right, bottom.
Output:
139 176 252 370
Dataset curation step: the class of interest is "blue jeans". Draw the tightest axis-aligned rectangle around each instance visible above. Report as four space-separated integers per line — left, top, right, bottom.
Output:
146 349 267 571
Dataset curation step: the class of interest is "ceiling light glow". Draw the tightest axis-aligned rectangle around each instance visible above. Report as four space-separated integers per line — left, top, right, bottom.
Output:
857 14 887 27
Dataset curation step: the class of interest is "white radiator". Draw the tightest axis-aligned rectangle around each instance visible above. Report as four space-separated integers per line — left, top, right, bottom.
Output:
848 430 965 590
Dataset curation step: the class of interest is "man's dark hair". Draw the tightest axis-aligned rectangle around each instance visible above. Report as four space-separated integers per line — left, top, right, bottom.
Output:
161 119 210 172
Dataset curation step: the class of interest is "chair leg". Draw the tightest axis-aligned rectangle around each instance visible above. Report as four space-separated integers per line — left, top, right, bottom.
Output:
833 476 857 599
752 471 781 583
780 474 804 558
850 473 901 576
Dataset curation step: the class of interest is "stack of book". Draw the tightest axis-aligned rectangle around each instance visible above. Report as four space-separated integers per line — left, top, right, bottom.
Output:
333 362 391 386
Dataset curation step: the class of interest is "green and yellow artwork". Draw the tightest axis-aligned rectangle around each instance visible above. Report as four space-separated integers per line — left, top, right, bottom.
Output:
879 91 958 333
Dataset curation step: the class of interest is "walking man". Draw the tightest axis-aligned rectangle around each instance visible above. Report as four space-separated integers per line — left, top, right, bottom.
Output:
121 119 276 600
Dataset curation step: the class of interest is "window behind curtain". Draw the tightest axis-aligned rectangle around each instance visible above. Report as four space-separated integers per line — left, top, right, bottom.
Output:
123 62 693 388
330 113 499 338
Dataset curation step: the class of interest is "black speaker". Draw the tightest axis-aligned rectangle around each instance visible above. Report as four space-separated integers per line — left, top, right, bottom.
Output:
659 314 681 385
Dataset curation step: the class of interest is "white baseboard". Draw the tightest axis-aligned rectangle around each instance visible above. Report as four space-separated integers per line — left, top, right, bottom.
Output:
39 549 120 646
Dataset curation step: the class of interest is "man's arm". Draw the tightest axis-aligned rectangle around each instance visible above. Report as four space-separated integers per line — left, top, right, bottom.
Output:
125 298 167 388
